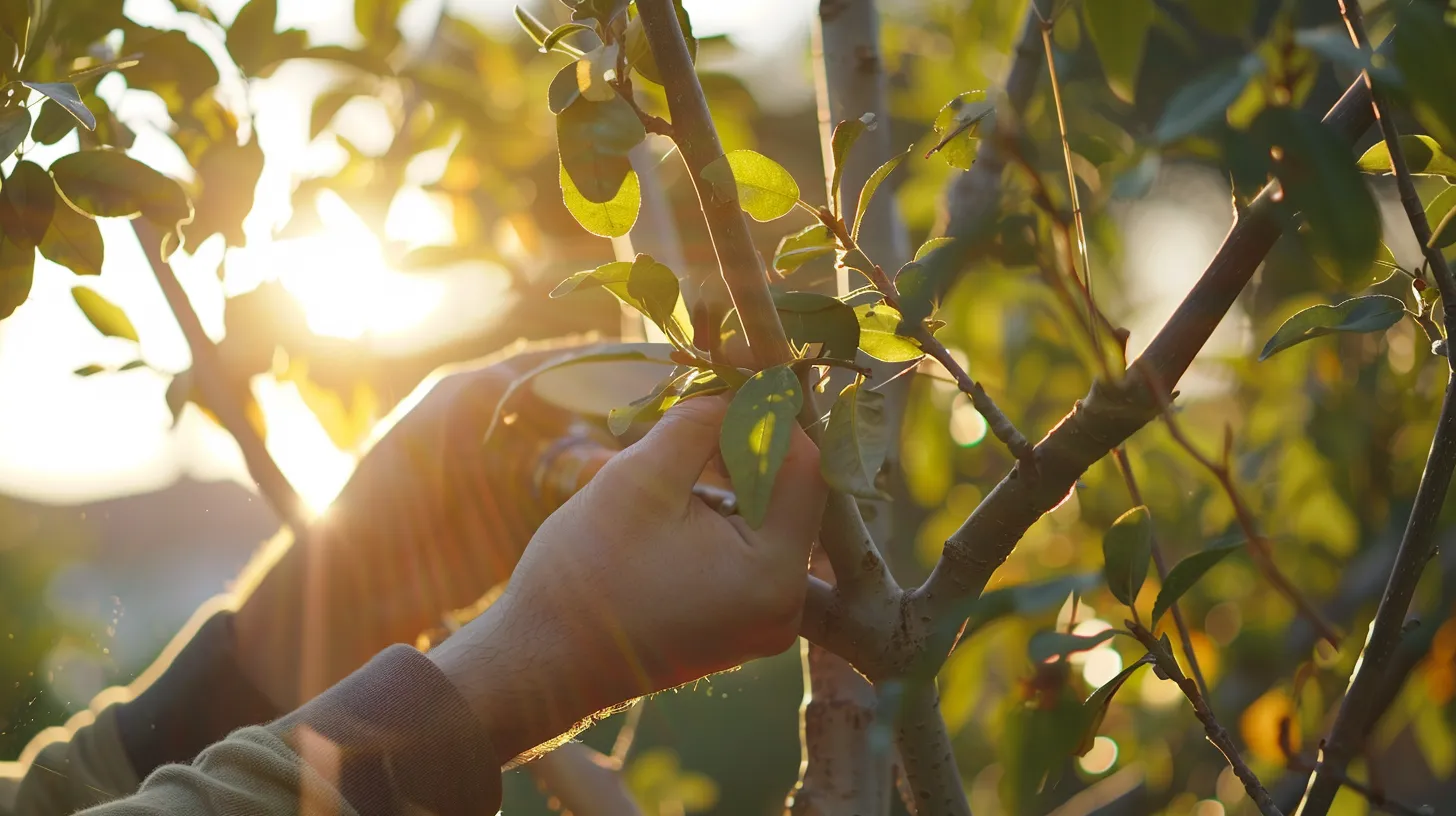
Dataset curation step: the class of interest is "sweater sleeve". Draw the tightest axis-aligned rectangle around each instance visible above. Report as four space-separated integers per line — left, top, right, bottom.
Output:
72 646 503 816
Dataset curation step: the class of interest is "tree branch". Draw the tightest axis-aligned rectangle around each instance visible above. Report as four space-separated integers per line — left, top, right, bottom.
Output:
1296 378 1456 814
1128 622 1283 816
637 0 895 600
132 221 311 533
894 683 970 816
910 67 1379 644
1336 0 1456 311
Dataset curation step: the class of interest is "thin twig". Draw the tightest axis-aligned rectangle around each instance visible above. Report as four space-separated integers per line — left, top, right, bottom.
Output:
1127 621 1283 816
1111 446 1210 701
1135 368 1343 647
1036 13 1105 375
1336 1 1456 315
132 222 311 533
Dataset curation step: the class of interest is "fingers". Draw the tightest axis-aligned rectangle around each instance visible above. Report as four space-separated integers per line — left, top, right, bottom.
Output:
606 395 730 494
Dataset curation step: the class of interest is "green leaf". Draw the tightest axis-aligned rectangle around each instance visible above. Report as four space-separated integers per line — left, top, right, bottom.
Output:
1357 136 1456 180
50 149 193 235
20 82 95 130
1102 506 1153 607
1259 295 1406 361
1028 629 1118 664
552 260 634 298
958 573 1104 639
31 100 79 145
0 107 32 158
914 237 954 262
1084 0 1154 103
560 164 640 238
830 114 871 214
543 23 594 53
926 94 992 171
72 286 138 341
701 150 800 222
854 148 908 240
1075 656 1153 755
627 253 683 332
1151 539 1244 624
2 160 57 247
721 365 804 528
624 1 694 84
1393 2 1456 153
73 364 106 377
226 0 280 75
1254 107 1380 286
773 224 836 274
820 381 889 500
1431 203 1456 251
556 95 644 203
774 291 859 360
609 368 692 435
355 0 406 54
576 44 621 103
0 235 35 320
854 303 923 362
39 199 104 276
1153 55 1261 144
1293 26 1401 86
548 62 582 114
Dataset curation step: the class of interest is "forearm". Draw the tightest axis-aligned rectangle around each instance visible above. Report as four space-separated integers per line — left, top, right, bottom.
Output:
78 647 503 816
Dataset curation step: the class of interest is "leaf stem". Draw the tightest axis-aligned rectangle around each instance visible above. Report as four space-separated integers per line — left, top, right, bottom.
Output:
1127 621 1284 816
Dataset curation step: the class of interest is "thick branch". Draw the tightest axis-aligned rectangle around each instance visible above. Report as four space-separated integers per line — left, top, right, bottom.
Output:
133 222 311 532
911 69 1378 634
1296 379 1456 815
1129 623 1282 816
894 683 970 816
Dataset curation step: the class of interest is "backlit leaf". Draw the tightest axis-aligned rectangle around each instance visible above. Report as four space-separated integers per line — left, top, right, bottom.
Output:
72 286 138 341
1028 629 1118 664
773 291 859 360
0 107 32 158
721 365 803 528
548 62 582 114
0 235 35 320
773 224 836 274
701 150 800 222
31 100 79 145
1151 539 1244 624
1357 136 1456 180
854 148 908 240
914 237 954 262
1154 55 1262 144
1431 203 1456 251
1255 107 1380 286
576 44 620 103
854 303 923 362
1259 295 1406 361
627 253 683 333
20 82 95 130
1076 656 1154 755
1393 2 1456 153
50 149 193 235
820 381 889 500
1102 506 1153 607
624 0 694 84
39 200 104 276
1084 0 1154 103
1 160 57 247
830 114 872 214
927 93 993 170
556 95 644 203
560 163 640 237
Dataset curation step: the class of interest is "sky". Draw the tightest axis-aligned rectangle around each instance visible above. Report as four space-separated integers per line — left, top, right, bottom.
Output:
0 0 817 510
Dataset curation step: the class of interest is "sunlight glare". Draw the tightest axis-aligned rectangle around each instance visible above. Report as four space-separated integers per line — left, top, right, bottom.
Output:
253 376 356 515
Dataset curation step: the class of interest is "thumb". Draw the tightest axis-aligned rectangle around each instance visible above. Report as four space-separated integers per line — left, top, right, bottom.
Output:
613 394 730 492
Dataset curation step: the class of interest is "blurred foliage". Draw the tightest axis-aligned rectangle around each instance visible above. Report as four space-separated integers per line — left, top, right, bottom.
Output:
4 0 1456 813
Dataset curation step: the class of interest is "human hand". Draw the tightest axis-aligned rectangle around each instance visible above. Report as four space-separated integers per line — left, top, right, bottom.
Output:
235 339 612 709
429 394 826 762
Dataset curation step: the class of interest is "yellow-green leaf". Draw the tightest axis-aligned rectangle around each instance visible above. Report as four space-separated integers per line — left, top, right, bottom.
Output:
854 303 923 362
1151 540 1243 624
720 365 803 528
854 148 908 240
773 224 837 274
701 149 800 222
1357 135 1456 180
0 235 36 320
560 163 640 237
72 286 138 341
1084 0 1155 103
1102 506 1152 607
39 200 104 276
